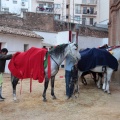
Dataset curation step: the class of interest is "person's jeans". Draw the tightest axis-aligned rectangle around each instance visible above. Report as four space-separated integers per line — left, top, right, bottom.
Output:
65 70 72 97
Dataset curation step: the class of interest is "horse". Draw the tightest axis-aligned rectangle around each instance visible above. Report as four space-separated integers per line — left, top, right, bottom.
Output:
80 44 110 86
10 42 81 102
69 46 120 98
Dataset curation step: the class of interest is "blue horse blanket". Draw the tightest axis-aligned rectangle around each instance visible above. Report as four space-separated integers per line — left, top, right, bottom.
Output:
78 48 118 71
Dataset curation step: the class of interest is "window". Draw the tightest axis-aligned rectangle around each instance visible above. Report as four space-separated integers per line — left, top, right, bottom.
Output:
90 18 93 25
82 17 86 25
54 14 60 20
24 44 29 52
90 0 95 4
74 16 80 22
66 5 69 9
54 4 61 9
3 8 9 12
75 4 80 14
48 3 53 8
90 7 94 14
13 0 17 4
82 0 87 4
83 7 87 14
21 8 28 12
21 2 25 6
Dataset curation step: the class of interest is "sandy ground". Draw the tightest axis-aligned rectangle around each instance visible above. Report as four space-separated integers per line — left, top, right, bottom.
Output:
0 68 120 120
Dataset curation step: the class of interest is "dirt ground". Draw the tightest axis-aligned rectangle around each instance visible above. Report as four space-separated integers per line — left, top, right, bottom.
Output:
0 68 120 120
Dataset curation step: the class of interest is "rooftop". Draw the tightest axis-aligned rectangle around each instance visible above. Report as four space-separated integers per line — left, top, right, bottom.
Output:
0 26 44 39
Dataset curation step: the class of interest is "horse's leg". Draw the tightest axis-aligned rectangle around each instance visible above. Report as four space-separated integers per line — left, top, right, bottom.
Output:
91 72 97 84
51 76 57 99
42 78 49 102
77 71 82 97
105 69 113 94
11 74 19 101
97 73 103 88
102 73 107 90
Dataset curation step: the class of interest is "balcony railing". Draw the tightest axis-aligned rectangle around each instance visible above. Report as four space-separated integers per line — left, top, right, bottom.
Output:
36 0 54 3
36 7 54 14
75 10 97 16
81 0 97 5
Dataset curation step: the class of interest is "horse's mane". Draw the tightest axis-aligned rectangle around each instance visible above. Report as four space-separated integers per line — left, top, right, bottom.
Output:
49 44 68 56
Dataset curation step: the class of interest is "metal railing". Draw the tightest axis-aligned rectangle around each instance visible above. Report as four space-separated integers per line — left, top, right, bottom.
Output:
36 7 54 13
75 10 97 15
36 0 54 3
81 0 97 4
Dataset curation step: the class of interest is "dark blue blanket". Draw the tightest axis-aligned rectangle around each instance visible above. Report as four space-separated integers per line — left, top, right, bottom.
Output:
78 48 118 71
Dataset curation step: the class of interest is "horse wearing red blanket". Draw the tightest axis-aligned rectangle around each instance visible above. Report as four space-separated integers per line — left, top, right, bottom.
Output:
9 42 80 102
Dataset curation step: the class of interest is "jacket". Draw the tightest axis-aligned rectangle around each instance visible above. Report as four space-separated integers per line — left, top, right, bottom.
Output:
0 54 12 73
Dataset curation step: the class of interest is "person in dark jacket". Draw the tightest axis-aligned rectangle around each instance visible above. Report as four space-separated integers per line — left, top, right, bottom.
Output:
0 48 13 101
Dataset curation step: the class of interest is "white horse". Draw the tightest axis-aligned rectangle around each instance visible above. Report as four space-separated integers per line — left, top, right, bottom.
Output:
10 42 81 101
96 47 120 90
70 47 119 98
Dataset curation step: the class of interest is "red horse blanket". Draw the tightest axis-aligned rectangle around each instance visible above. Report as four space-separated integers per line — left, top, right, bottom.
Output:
8 47 48 83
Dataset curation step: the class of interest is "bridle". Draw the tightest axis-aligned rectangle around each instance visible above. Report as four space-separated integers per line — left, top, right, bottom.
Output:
68 44 77 61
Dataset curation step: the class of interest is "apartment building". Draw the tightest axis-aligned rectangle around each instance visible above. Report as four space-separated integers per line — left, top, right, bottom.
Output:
0 0 109 26
0 0 30 15
54 0 109 26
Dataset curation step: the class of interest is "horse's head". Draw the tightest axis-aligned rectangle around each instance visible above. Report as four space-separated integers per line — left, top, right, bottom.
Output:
67 42 81 62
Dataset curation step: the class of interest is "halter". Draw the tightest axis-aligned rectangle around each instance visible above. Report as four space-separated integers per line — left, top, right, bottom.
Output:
68 44 77 61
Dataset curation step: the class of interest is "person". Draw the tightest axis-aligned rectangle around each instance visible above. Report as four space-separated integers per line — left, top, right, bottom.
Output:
65 55 77 98
0 48 13 101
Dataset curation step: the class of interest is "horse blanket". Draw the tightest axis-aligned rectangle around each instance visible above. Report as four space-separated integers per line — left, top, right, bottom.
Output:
78 48 118 72
8 47 48 83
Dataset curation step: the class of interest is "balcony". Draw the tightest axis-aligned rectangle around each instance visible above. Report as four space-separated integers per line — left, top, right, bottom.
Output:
75 10 97 17
36 0 54 3
80 0 97 6
36 6 54 14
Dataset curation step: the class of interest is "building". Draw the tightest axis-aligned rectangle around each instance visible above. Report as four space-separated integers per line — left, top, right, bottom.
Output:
0 26 43 73
108 0 120 83
0 0 30 15
54 0 109 26
109 0 120 45
0 0 109 26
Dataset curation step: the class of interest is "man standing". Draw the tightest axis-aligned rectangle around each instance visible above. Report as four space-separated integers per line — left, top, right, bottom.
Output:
0 48 13 101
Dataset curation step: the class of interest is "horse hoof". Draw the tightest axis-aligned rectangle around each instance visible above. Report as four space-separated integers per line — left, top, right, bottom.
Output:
107 91 111 94
43 99 47 102
52 96 57 100
97 86 101 89
13 97 17 101
104 90 107 92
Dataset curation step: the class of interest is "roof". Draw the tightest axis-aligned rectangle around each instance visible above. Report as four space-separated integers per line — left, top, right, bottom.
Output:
0 26 44 39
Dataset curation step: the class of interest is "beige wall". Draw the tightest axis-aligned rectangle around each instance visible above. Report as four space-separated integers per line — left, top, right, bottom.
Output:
97 0 109 24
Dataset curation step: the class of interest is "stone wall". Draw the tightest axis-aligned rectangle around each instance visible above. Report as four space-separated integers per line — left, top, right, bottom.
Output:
0 12 54 31
0 12 108 38
78 26 108 38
